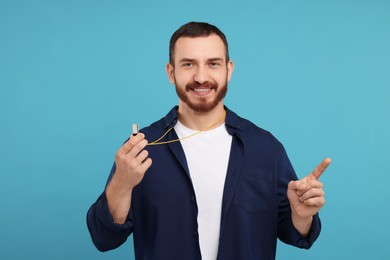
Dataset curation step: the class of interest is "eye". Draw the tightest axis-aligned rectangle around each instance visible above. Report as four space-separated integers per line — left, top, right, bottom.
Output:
182 62 193 68
209 61 221 68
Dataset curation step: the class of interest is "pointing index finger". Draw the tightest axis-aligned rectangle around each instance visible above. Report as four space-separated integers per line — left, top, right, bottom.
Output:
311 157 332 179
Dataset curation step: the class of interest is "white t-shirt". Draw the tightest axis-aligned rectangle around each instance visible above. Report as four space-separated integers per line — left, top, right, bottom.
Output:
174 121 232 260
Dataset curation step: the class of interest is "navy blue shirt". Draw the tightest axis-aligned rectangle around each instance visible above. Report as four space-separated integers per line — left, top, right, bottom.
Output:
87 107 321 260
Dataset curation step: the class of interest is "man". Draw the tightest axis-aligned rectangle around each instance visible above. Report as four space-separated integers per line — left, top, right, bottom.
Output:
87 21 331 260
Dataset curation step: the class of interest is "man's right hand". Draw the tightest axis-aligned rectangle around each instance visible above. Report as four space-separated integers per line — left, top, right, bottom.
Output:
105 133 152 224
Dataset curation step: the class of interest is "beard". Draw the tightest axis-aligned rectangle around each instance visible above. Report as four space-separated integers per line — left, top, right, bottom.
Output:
175 79 228 113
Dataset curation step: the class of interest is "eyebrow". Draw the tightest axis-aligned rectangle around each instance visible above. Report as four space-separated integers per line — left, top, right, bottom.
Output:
178 57 224 63
207 57 224 63
178 58 196 63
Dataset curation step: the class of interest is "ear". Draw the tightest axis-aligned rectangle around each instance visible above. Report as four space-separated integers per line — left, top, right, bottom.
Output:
166 63 175 84
227 60 234 82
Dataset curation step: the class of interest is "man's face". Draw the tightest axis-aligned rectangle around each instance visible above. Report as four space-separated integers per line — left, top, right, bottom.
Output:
166 34 234 113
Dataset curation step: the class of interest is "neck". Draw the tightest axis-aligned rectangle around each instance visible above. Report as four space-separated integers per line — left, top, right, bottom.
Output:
177 102 226 131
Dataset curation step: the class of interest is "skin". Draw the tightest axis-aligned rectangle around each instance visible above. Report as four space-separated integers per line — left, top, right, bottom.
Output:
106 34 331 237
288 158 331 236
166 35 234 130
105 133 151 224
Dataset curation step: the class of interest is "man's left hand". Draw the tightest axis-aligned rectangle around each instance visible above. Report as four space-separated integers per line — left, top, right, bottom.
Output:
287 158 331 234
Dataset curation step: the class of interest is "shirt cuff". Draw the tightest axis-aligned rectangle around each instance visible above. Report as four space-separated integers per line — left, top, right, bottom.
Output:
96 192 134 232
293 213 322 249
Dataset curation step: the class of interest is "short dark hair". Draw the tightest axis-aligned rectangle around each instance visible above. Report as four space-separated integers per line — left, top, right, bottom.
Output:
169 21 230 64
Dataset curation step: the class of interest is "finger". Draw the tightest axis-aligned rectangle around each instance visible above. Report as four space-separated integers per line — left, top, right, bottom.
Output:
135 150 149 165
128 139 149 158
311 157 332 179
295 179 323 195
299 188 325 202
118 133 145 155
288 179 312 191
139 157 153 172
303 197 326 207
288 180 300 191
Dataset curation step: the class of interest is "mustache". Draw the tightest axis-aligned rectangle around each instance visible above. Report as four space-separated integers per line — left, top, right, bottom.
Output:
185 81 218 91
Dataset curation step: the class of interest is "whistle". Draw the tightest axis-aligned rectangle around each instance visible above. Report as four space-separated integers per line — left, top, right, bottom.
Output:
132 123 139 136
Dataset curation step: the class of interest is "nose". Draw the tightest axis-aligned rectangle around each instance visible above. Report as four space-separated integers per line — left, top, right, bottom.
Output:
193 66 209 85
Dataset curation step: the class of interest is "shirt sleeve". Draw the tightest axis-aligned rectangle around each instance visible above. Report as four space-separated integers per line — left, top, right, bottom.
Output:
275 141 321 249
86 163 134 252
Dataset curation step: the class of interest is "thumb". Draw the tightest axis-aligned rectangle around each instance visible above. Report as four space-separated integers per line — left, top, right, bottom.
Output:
288 180 299 190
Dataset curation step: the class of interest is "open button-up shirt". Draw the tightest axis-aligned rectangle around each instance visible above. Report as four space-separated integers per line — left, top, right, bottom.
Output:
87 106 321 260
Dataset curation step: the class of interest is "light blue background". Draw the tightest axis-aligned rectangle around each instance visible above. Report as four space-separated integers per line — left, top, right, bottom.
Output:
1 0 389 259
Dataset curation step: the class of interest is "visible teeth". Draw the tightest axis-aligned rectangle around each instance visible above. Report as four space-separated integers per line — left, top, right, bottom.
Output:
194 88 209 92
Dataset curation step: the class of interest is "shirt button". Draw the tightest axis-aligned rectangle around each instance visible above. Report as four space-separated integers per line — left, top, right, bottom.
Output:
191 196 196 202
193 231 198 236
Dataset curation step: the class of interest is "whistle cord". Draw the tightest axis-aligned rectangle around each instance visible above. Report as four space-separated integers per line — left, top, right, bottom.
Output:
147 110 226 146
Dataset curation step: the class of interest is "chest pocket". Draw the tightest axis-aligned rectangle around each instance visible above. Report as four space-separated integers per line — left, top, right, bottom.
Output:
235 167 275 213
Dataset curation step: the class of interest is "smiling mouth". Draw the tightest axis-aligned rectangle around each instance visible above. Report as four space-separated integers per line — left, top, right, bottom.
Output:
192 87 212 96
186 81 217 96
194 88 211 93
